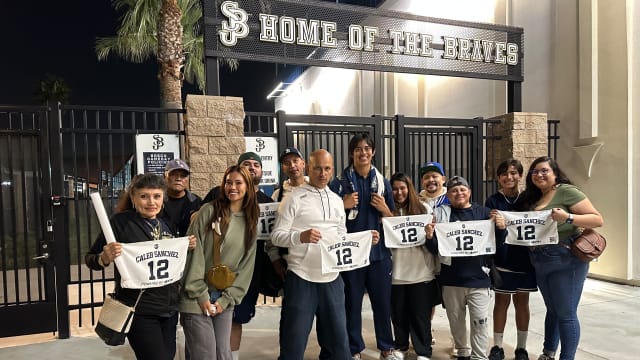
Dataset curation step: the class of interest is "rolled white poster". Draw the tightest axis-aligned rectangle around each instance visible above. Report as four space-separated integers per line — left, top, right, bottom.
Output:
90 192 117 244
89 192 132 284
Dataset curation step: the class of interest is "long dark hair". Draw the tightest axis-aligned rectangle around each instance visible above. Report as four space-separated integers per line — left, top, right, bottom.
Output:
390 172 426 216
209 166 259 254
518 156 572 210
115 173 166 213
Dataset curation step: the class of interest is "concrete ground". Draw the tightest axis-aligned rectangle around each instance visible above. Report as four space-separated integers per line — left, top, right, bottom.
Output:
0 277 638 359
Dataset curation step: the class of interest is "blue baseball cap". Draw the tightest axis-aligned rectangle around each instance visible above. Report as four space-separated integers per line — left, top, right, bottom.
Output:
420 161 445 177
165 158 190 175
279 147 304 162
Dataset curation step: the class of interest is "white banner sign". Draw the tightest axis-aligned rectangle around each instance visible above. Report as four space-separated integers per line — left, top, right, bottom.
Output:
135 134 180 175
435 220 495 257
382 214 432 248
257 202 279 240
500 210 559 246
245 136 279 186
118 237 190 289
320 231 372 274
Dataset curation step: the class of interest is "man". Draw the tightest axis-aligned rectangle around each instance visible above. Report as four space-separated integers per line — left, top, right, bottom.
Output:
163 159 202 236
201 151 273 360
425 176 506 360
272 149 379 360
329 133 397 360
267 147 308 282
418 161 450 209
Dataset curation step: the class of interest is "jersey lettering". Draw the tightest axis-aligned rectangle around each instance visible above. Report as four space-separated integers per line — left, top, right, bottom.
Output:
382 214 432 248
320 231 372 274
116 237 189 289
257 202 280 240
435 220 495 256
500 210 558 246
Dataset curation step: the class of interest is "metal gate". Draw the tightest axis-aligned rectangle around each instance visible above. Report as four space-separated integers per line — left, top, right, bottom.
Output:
0 106 57 337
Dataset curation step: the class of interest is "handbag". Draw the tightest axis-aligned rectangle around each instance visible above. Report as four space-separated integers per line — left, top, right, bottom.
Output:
95 290 144 346
206 225 236 290
571 228 607 262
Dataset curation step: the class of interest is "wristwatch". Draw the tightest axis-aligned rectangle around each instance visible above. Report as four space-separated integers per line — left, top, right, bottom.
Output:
566 213 574 224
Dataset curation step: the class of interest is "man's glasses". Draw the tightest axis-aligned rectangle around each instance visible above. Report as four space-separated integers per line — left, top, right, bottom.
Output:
530 168 552 176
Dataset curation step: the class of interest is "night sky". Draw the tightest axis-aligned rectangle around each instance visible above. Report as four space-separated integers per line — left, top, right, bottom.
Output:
0 0 279 111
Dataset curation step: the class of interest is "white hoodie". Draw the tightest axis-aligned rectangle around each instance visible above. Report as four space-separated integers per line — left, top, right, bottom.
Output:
271 183 347 283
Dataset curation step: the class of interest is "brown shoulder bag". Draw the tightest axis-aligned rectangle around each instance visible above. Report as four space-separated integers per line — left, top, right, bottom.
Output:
206 226 236 290
571 228 606 262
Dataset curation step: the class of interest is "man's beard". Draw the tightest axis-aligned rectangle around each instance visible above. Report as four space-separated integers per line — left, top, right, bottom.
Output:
253 177 261 186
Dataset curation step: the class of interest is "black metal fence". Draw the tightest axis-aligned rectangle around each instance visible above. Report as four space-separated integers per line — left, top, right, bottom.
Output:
1 105 559 337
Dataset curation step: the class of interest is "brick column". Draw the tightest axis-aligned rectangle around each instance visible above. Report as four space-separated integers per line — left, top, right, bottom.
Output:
486 112 548 182
184 95 246 198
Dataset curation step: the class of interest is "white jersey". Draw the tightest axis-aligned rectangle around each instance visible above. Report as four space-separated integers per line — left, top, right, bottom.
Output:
500 210 559 246
434 220 495 257
320 231 372 274
257 202 280 240
382 214 432 248
116 237 189 289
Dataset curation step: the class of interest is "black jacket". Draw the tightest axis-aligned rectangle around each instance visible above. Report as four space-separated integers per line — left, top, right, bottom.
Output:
164 190 202 236
85 210 180 316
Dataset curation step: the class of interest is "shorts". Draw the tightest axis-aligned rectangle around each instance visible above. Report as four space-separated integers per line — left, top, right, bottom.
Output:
232 286 260 324
492 268 537 294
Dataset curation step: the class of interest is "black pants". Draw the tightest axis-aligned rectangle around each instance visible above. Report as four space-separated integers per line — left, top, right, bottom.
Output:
390 280 439 357
127 312 179 360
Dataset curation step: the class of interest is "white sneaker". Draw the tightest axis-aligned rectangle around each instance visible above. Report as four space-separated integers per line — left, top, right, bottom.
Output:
391 349 407 359
379 351 401 360
417 357 431 360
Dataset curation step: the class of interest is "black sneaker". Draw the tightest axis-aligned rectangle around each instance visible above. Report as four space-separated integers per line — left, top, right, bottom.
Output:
515 348 530 360
489 346 505 360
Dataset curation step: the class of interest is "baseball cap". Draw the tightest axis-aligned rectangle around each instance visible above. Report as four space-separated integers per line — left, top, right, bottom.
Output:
446 176 470 190
165 159 190 175
279 147 304 162
419 161 445 177
237 152 262 166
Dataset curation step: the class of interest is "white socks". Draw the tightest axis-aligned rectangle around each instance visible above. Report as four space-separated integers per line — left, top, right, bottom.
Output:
516 330 528 349
232 350 239 360
493 332 504 347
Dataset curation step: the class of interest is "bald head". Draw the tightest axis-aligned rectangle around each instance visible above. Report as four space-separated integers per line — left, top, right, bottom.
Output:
308 149 334 188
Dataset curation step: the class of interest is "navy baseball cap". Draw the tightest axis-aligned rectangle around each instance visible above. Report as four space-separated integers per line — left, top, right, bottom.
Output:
165 159 190 175
420 161 445 177
279 147 304 162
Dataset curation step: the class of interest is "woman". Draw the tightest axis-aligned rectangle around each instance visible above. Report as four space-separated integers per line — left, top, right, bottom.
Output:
388 172 439 360
485 159 537 360
518 156 603 360
180 165 259 359
85 173 195 360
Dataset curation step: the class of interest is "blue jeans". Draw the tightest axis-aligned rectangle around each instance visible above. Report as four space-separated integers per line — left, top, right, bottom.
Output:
279 272 350 360
529 245 588 360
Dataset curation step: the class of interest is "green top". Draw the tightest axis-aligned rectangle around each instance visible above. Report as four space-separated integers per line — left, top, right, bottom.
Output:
539 184 586 241
179 203 257 313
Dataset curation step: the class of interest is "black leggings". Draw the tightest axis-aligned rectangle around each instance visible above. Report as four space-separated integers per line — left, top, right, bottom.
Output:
127 312 178 360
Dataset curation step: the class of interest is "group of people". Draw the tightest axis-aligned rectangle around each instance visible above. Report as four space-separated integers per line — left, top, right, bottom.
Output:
85 132 603 360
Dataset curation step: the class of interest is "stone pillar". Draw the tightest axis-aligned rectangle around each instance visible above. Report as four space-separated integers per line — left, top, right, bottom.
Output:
486 112 548 183
184 95 246 198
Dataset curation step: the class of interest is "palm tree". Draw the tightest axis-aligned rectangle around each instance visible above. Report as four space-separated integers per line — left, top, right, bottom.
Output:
35 74 71 105
96 0 231 108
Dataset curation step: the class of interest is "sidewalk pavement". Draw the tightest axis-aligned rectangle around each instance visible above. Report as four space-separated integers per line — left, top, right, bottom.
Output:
0 278 638 359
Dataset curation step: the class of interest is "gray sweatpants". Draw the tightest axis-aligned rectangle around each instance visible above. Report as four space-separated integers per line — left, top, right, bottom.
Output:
442 286 491 360
181 306 234 360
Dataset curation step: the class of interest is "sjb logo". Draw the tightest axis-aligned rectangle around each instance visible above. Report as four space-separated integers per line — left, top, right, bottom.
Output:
255 138 265 152
152 134 164 150
219 1 249 46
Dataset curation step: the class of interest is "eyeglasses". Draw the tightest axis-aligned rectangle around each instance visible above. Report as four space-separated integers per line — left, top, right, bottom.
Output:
530 168 552 176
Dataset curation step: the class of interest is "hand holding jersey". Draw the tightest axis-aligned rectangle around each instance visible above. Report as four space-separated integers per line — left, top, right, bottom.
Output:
383 214 433 248
499 209 559 246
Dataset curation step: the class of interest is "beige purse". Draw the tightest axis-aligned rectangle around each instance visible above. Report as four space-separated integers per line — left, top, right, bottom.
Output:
95 290 144 346
205 225 236 290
